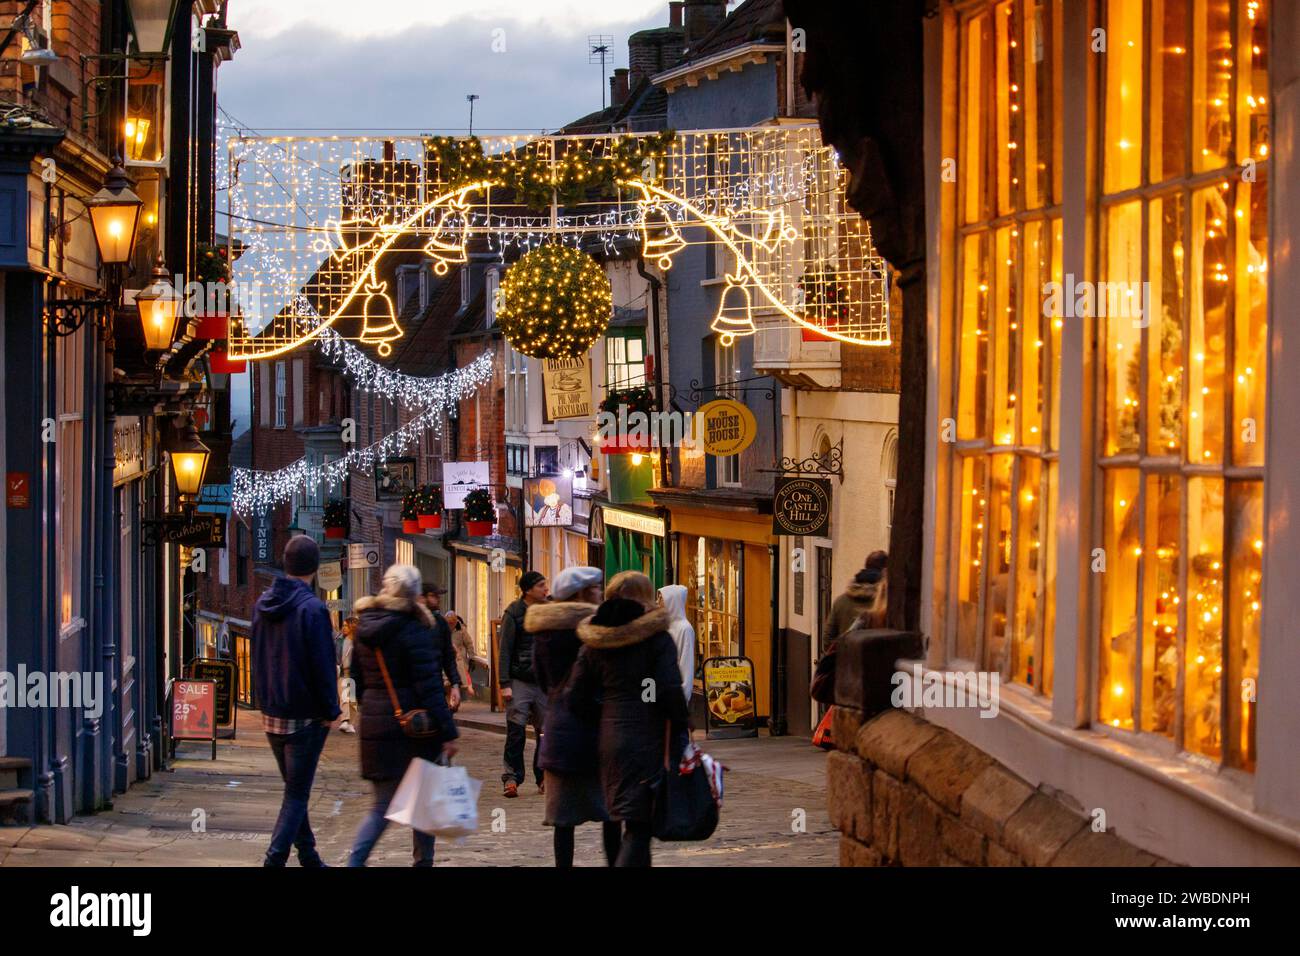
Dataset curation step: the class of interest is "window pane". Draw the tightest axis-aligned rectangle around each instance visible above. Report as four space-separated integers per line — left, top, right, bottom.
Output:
627 337 644 363
1049 218 1063 450
1234 171 1266 465
1141 474 1180 737
994 1 1020 215
1151 0 1189 181
1185 476 1225 758
955 456 987 662
1194 0 1233 171
962 13 990 224
1103 0 1143 192
993 226 1018 445
1099 469 1141 730
1022 220 1047 445
1022 0 1059 208
1011 456 1042 686
1042 460 1057 694
1189 184 1230 464
1148 195 1185 455
1243 0 1269 162
608 336 625 365
1226 481 1262 770
983 454 1014 672
1104 201 1143 455
959 233 991 440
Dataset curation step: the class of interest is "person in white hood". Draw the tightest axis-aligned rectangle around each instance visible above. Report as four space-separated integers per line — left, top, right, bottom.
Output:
657 585 695 704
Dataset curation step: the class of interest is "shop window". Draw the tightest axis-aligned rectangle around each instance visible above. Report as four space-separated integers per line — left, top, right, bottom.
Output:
57 324 86 630
274 361 286 429
1095 0 1267 766
605 330 647 390
124 60 166 165
684 535 742 665
947 0 1062 694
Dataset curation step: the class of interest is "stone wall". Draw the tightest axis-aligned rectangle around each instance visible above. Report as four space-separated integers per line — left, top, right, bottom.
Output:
828 708 1173 867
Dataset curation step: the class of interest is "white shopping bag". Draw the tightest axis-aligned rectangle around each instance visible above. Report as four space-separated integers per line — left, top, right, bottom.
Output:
385 759 482 838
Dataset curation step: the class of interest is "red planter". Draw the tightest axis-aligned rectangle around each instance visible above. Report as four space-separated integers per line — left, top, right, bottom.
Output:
600 436 653 455
465 520 494 537
195 313 229 340
324 526 346 539
402 519 421 533
418 513 442 529
210 350 246 374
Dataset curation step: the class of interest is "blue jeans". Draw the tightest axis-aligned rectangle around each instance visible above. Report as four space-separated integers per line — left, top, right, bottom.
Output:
264 722 330 866
348 776 436 866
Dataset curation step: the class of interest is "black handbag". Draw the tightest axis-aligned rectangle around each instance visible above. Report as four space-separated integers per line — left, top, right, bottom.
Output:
650 726 719 842
810 641 837 704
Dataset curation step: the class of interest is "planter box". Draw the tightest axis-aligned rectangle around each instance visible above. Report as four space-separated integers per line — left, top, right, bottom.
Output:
418 513 442 529
465 520 494 537
402 519 421 533
195 313 229 340
324 526 347 539
209 350 246 374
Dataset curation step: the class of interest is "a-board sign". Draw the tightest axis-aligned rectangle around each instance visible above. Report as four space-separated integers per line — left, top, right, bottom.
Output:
702 656 759 739
188 658 237 737
171 679 218 759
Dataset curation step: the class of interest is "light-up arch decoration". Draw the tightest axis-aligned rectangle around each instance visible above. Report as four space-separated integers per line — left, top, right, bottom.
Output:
226 126 889 360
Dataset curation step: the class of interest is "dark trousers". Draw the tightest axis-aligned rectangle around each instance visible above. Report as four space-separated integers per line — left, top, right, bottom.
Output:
614 820 653 867
348 776 436 867
502 720 542 786
501 680 546 786
264 723 330 866
554 821 623 867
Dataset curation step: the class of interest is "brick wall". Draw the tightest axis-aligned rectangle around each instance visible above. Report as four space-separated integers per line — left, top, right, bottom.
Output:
1 1 102 133
828 708 1173 867
839 265 903 393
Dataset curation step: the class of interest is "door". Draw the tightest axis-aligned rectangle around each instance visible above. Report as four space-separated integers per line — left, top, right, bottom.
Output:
118 487 139 789
814 546 834 723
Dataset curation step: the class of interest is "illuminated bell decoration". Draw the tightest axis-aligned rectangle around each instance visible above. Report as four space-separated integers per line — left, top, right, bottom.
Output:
135 255 182 350
711 272 757 346
358 279 401 357
169 415 211 498
87 160 143 265
497 244 612 358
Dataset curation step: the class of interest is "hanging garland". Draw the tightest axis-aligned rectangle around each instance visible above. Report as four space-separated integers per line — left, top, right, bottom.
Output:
497 244 612 358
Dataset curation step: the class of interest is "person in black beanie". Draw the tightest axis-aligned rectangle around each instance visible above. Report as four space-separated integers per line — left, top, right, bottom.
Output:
498 570 549 797
252 534 340 867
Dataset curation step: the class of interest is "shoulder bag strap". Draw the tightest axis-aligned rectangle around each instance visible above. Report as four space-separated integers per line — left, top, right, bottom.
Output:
373 647 404 718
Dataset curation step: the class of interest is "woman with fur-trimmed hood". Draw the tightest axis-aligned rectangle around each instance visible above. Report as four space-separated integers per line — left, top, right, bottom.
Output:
567 571 690 867
528 565 622 867
821 550 889 652
346 563 458 867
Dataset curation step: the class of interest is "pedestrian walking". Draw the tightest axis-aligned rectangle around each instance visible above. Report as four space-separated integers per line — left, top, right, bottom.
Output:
347 563 459 867
498 570 549 798
337 616 359 734
528 565 622 867
444 612 476 700
821 550 888 651
252 534 340 868
657 584 696 704
422 583 463 712
567 572 690 867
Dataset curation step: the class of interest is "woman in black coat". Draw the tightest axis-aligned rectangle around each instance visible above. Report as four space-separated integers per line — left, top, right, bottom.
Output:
347 564 458 866
567 574 690 867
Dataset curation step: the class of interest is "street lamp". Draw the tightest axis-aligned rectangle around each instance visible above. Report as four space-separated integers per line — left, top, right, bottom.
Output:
87 159 143 265
169 415 211 500
135 254 182 350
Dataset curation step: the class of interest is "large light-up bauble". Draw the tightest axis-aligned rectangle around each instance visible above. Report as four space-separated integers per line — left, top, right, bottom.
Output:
497 245 612 358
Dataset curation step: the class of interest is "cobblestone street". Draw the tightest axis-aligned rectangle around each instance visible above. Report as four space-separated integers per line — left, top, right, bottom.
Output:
0 708 835 867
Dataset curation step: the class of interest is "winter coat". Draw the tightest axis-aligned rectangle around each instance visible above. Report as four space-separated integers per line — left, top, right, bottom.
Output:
252 576 340 722
822 580 884 651
433 610 461 686
528 601 599 775
497 597 536 686
350 593 458 781
450 625 475 687
658 585 696 701
567 599 690 822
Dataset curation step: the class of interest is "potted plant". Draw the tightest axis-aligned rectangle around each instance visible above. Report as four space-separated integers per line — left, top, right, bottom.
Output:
401 491 421 533
194 241 233 337
323 499 349 539
598 385 656 454
416 484 443 529
462 487 496 537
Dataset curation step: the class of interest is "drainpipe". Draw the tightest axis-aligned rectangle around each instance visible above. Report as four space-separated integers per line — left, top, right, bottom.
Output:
636 256 673 584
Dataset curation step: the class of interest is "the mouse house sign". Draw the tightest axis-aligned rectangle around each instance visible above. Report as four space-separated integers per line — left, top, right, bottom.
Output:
772 477 831 536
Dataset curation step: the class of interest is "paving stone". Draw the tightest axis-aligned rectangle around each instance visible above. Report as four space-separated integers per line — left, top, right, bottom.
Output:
826 751 872 843
1002 793 1089 867
906 730 994 814
854 710 940 779
961 764 1034 841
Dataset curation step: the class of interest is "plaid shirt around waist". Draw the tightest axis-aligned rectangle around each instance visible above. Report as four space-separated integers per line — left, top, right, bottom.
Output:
262 714 317 736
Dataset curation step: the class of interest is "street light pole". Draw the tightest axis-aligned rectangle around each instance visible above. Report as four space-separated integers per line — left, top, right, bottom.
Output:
466 94 480 136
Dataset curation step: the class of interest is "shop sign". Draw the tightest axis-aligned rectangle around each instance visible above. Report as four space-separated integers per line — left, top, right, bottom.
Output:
702 656 759 739
113 416 143 484
348 542 381 569
524 474 574 527
147 512 227 548
542 353 593 420
253 512 273 563
694 398 757 457
296 506 324 533
171 679 217 758
187 658 237 737
374 457 417 501
772 476 832 537
326 598 351 613
601 506 665 537
317 561 343 590
6 472 30 509
442 461 490 510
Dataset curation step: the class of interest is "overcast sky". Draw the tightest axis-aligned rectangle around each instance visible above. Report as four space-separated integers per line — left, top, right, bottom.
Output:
217 0 679 135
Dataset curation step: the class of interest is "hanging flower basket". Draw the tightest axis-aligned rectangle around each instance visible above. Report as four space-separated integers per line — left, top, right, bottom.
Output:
324 499 349 539
209 347 246 375
401 491 421 534
463 487 495 537
196 313 229 339
599 386 656 455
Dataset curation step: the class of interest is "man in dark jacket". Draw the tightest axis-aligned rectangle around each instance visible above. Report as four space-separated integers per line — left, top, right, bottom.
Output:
422 583 462 711
498 570 549 797
252 534 340 867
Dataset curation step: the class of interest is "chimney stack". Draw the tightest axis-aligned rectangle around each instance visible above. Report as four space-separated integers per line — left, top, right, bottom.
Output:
628 4 687 86
610 68 630 108
684 0 728 48
669 1 684 28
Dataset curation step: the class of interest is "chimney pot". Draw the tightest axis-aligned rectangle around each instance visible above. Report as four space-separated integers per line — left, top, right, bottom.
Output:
670 2 684 28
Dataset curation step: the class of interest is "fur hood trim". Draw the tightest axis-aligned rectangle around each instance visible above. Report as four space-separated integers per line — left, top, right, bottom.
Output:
354 592 435 629
525 601 598 633
845 581 880 602
577 606 671 649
